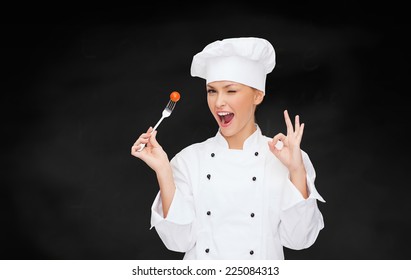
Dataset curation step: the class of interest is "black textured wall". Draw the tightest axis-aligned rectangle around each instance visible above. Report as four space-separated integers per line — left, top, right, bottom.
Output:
2 5 409 260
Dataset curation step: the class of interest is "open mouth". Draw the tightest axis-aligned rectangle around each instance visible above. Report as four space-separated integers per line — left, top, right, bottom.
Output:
217 112 234 126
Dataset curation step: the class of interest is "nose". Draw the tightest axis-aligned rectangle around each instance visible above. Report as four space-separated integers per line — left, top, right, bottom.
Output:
215 93 226 108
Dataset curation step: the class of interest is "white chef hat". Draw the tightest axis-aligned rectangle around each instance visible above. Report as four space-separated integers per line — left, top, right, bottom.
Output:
190 37 276 94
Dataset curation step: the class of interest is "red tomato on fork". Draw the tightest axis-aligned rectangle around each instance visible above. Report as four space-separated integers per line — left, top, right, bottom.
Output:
170 91 180 102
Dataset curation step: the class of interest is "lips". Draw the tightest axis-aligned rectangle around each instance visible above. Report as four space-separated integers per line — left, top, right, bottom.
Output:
217 111 234 127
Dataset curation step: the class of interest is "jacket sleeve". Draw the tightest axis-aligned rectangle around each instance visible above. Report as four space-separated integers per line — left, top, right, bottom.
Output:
278 151 325 250
150 149 197 253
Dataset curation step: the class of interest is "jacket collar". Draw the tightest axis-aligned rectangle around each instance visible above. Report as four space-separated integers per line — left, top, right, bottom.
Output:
214 124 262 150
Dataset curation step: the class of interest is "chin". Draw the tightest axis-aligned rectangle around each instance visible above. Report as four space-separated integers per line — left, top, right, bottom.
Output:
219 126 237 137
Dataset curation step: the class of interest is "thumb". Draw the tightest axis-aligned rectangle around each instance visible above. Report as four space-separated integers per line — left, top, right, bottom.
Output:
268 140 275 151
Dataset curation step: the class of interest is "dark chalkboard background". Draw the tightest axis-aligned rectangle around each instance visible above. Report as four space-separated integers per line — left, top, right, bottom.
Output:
2 5 409 260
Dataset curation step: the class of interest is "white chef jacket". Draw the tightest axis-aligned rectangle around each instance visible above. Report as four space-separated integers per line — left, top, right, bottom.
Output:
150 125 325 260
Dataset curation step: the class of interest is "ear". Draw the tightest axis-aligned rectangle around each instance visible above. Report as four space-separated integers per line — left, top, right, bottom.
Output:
254 90 264 105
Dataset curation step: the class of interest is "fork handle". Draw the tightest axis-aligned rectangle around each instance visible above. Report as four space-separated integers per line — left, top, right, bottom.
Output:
152 116 165 131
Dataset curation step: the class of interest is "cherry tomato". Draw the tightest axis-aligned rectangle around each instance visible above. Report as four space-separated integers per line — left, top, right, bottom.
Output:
170 91 181 102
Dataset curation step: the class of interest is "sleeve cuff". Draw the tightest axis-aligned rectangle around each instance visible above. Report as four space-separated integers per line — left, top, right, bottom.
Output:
306 173 326 203
281 172 325 211
150 189 195 229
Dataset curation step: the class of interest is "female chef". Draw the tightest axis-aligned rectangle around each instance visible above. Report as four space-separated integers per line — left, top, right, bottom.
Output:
131 37 325 260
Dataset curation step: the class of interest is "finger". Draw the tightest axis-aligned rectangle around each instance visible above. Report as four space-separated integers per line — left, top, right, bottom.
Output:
272 132 286 143
268 140 279 155
143 127 154 142
132 137 148 149
131 144 143 157
133 135 150 148
134 127 154 143
268 138 285 159
135 141 149 153
284 110 294 136
294 115 300 134
297 123 305 141
136 127 153 143
141 131 152 138
271 133 287 149
131 127 154 156
148 130 160 148
268 138 284 151
139 130 153 140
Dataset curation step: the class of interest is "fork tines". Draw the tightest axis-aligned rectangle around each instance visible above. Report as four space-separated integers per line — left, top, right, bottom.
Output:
167 100 176 111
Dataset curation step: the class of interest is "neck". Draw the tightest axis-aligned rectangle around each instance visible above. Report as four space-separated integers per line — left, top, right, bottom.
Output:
224 123 257 150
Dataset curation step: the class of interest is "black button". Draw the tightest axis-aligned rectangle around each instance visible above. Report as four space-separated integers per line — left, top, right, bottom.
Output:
251 213 255 218
254 152 259 156
250 250 254 255
207 211 211 216
205 248 210 253
207 174 211 180
252 177 256 181
211 153 215 157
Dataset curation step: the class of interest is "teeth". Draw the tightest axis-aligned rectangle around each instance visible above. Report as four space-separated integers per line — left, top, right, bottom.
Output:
217 112 232 116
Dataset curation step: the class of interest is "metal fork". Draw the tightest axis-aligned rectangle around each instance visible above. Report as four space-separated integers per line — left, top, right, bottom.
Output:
138 99 177 151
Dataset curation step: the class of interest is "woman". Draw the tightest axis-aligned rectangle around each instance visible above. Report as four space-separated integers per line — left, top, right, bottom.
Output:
131 37 325 259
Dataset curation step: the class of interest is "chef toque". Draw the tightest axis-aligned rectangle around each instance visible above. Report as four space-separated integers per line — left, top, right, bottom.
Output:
190 37 276 94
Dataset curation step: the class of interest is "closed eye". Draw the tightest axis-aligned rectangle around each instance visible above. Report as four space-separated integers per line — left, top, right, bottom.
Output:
227 90 237 94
